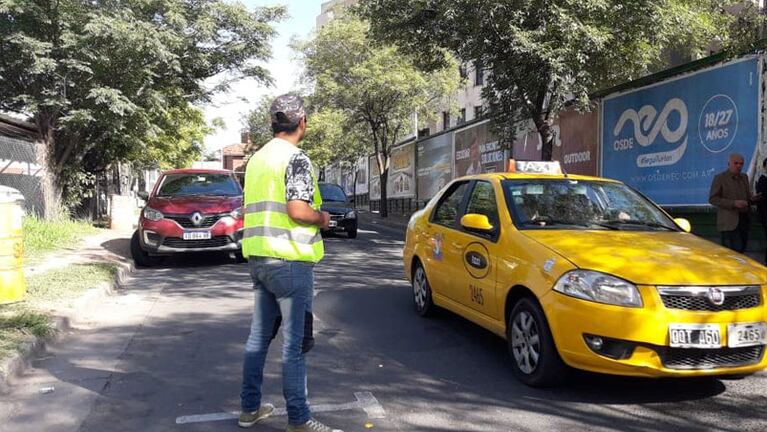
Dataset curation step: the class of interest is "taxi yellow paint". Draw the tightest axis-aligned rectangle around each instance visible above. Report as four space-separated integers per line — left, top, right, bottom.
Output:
403 172 767 383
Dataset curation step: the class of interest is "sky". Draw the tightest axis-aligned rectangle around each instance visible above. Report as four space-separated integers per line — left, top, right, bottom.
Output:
202 0 323 152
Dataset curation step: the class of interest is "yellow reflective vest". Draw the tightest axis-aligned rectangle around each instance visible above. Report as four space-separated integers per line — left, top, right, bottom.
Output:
241 138 324 262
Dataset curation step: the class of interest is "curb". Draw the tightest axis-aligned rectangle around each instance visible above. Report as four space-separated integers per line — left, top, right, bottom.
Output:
0 258 135 394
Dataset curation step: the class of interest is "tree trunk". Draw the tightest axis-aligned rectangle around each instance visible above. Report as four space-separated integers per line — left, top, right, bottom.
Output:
533 113 555 161
380 169 389 218
35 115 64 219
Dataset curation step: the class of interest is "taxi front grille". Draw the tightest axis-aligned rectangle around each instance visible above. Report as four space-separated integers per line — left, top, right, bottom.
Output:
658 286 761 312
660 346 764 370
660 293 760 312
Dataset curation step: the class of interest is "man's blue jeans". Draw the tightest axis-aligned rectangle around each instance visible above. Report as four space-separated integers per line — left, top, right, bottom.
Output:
241 257 314 425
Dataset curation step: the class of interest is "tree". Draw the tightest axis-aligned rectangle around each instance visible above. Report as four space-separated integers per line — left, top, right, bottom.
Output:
135 105 210 170
243 94 275 155
0 0 284 216
359 0 763 161
295 14 460 217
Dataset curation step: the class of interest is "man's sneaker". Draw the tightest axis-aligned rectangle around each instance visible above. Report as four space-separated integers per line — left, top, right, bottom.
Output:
286 418 343 432
238 403 275 428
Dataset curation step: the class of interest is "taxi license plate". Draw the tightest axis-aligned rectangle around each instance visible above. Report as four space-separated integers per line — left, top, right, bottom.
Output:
728 322 767 348
182 231 211 240
669 324 721 349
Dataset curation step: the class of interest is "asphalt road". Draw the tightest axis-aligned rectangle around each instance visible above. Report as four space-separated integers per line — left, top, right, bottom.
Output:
1 222 766 432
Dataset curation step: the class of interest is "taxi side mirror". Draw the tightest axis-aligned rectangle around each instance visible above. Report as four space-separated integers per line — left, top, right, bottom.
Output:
674 217 692 233
460 213 494 232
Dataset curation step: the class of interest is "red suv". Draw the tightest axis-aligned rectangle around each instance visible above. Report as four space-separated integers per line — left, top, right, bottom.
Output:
131 169 244 266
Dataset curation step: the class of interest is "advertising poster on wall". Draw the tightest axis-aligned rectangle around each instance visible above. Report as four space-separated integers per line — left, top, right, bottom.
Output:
602 57 760 206
340 170 354 196
324 164 342 186
552 108 599 176
417 132 453 201
369 155 381 200
454 121 506 177
387 142 416 199
512 126 544 161
355 156 368 195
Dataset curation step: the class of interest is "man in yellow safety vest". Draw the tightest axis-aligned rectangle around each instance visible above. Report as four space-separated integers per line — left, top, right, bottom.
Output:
238 94 341 432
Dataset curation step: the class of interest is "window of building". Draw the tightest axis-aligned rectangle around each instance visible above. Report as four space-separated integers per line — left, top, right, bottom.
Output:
459 108 466 125
459 65 467 79
442 111 450 130
474 105 483 120
474 61 484 86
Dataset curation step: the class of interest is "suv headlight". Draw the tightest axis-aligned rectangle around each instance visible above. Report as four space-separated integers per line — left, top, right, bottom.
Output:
231 207 243 220
143 207 163 222
553 270 642 308
345 211 356 219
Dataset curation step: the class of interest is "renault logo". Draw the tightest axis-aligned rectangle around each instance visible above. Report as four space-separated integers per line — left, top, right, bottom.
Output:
707 287 725 306
190 212 203 226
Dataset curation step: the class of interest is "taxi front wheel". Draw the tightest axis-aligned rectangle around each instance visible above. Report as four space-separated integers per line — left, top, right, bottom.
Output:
507 298 568 387
412 263 435 317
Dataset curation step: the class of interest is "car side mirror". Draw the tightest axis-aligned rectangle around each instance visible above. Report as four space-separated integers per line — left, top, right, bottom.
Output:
673 217 692 233
137 191 149 201
348 196 355 204
460 213 494 232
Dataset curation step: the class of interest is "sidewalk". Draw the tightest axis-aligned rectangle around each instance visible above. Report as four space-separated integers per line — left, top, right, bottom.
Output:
357 210 410 233
1 227 135 392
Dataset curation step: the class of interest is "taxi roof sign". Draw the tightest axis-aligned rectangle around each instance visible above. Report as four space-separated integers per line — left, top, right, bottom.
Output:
506 159 563 175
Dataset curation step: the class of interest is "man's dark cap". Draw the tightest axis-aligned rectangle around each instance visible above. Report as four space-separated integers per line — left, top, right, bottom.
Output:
269 94 306 125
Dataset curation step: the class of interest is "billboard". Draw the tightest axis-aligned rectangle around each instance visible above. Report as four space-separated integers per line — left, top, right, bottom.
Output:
552 107 599 176
454 120 506 177
387 142 416 198
602 57 760 205
417 132 453 201
369 155 381 200
354 156 368 195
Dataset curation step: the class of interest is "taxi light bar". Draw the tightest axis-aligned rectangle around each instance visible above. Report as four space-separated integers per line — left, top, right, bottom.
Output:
507 159 563 175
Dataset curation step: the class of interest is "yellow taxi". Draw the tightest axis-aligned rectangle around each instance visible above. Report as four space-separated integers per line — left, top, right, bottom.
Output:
403 161 767 386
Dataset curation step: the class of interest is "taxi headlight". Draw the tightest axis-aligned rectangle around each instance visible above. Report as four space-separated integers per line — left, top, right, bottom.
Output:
231 207 243 220
143 207 163 222
553 270 642 308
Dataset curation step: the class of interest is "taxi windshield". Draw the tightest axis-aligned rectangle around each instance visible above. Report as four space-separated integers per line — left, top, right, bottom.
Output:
501 179 678 231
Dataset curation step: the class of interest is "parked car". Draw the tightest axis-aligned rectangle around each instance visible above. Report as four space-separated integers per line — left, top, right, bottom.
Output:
403 163 767 387
131 169 244 266
319 182 357 238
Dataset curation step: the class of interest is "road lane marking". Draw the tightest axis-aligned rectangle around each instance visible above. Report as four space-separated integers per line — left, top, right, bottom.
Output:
175 391 385 424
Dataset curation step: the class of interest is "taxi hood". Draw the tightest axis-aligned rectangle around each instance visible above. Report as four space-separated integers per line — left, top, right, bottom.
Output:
523 230 767 286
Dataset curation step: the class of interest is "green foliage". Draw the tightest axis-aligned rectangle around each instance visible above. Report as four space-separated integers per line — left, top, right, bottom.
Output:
0 0 285 210
295 13 460 215
359 0 764 160
137 106 209 170
25 263 118 302
0 310 55 359
22 214 98 262
243 94 275 155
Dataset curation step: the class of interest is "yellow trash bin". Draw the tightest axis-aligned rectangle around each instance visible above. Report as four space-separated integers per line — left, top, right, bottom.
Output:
0 186 26 304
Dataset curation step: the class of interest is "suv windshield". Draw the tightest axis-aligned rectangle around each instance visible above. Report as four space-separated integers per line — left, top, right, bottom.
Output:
320 184 347 202
157 173 241 197
502 179 677 231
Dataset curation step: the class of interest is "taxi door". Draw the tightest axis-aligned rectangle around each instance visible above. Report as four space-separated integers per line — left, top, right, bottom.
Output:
423 181 472 303
446 180 502 320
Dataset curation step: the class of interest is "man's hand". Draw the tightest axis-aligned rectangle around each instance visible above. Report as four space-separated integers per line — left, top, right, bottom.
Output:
318 211 331 230
287 200 331 228
734 200 749 209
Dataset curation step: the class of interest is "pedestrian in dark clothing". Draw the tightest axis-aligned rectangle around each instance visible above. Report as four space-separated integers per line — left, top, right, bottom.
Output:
755 158 767 263
709 153 758 253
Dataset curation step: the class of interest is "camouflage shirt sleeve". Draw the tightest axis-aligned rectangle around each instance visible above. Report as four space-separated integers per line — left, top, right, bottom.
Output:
285 151 315 203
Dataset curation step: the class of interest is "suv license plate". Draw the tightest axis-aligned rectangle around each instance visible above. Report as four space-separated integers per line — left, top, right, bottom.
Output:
669 324 721 349
329 220 337 228
728 322 767 348
183 231 211 240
